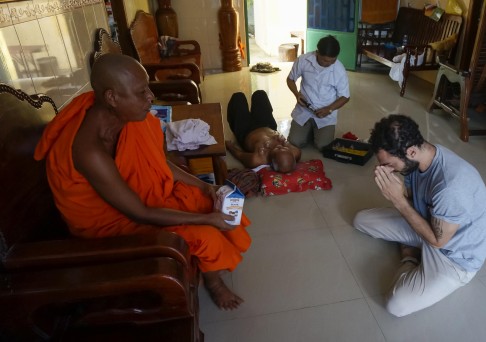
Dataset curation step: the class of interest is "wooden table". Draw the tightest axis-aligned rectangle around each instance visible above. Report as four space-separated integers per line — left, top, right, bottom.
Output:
169 103 227 185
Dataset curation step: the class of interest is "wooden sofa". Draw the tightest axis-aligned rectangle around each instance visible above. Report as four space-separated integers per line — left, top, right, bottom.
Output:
359 7 462 96
0 84 203 341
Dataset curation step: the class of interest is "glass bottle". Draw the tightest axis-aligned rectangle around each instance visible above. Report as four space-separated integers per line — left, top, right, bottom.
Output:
156 0 178 37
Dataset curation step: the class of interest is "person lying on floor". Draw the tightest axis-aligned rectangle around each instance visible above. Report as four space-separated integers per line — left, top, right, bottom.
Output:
225 90 301 173
34 53 252 311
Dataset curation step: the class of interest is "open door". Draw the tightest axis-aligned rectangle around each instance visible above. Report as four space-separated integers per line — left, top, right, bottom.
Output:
307 0 359 70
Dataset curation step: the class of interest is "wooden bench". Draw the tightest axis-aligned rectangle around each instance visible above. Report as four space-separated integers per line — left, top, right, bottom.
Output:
359 7 462 96
0 83 203 341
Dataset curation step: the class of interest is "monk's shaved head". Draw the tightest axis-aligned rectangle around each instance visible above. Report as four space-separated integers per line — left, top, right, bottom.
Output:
90 54 146 97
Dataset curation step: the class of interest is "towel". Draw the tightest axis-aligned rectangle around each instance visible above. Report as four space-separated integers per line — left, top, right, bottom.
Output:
389 52 424 87
166 118 217 151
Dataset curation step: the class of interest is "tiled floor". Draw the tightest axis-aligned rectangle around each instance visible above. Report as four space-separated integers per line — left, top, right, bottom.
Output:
198 63 486 342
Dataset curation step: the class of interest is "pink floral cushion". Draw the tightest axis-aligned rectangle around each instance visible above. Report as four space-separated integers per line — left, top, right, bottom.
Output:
257 159 332 196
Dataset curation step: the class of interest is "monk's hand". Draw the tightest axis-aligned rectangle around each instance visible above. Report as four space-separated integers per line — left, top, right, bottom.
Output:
209 212 235 231
202 182 218 202
374 165 406 206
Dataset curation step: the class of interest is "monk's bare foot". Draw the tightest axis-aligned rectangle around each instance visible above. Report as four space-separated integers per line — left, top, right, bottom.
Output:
203 271 243 310
399 244 421 264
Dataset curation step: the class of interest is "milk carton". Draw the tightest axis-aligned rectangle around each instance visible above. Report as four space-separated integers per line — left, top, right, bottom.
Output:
215 180 245 225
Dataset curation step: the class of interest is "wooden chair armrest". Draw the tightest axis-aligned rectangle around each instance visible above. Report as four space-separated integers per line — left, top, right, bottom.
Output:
149 79 200 104
173 40 201 55
5 231 191 271
403 44 438 66
143 62 201 84
0 257 195 338
160 55 202 69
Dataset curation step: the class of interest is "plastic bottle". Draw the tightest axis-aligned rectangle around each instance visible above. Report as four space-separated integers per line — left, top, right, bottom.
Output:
402 34 408 48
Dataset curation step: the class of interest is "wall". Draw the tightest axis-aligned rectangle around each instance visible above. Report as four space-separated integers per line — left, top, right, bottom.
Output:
0 0 112 109
0 0 248 110
167 0 247 72
124 0 152 24
253 0 306 57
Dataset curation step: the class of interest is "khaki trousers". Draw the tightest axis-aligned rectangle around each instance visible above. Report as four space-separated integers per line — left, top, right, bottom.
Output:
288 119 335 151
354 207 477 317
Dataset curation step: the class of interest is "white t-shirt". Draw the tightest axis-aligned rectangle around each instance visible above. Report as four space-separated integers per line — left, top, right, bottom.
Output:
405 145 486 272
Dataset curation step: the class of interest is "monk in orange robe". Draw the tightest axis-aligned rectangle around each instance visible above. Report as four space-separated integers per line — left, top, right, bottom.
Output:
34 53 251 310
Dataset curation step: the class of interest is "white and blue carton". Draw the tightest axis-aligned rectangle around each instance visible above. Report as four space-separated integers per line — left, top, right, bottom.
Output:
215 180 245 226
150 105 172 132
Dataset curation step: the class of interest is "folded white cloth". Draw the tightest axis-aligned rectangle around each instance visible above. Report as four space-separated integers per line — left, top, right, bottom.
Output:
166 119 217 151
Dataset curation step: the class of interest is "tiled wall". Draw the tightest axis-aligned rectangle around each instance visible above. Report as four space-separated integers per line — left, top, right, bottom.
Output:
0 0 247 109
0 0 110 109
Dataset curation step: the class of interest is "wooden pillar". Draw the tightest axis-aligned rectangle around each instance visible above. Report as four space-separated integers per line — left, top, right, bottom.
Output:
218 0 242 72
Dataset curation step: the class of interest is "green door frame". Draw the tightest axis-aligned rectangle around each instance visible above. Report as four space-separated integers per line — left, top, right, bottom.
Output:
244 0 359 68
306 2 359 71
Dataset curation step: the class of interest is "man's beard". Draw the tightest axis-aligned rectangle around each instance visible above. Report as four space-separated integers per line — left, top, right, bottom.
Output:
400 157 419 176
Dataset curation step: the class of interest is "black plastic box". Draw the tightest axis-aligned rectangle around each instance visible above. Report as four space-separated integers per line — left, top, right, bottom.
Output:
322 138 374 166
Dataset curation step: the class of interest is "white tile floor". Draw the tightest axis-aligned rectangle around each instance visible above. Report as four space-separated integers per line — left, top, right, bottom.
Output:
198 64 486 342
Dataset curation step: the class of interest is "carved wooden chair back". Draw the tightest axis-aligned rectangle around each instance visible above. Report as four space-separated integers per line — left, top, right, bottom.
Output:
90 27 123 67
0 83 67 255
130 11 163 64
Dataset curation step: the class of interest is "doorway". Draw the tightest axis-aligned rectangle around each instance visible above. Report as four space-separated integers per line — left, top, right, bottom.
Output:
244 0 359 70
245 0 307 65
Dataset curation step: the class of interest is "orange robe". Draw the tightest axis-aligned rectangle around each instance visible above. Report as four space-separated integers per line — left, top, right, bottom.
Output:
34 91 251 272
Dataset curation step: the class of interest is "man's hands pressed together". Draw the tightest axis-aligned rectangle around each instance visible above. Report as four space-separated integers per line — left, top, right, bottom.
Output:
374 165 408 208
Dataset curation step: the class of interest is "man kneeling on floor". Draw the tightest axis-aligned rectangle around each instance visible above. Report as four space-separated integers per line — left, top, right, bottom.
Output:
34 53 251 310
354 114 486 317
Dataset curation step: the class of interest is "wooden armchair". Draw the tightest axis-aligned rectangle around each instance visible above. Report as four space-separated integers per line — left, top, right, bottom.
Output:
129 11 203 86
428 0 486 141
0 83 203 341
92 28 200 104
